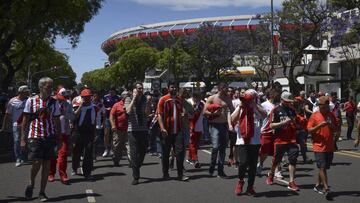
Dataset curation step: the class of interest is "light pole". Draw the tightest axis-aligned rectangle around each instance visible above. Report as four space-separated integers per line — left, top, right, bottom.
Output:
270 0 275 81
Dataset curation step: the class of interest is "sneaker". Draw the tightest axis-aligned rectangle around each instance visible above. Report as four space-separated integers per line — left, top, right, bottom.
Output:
246 186 257 196
256 164 262 176
266 173 274 185
178 175 190 181
313 185 324 194
287 181 300 191
102 149 109 157
25 185 33 199
71 170 78 176
131 179 139 185
61 178 70 185
186 159 195 165
194 161 201 168
47 175 55 182
38 192 48 202
235 180 244 195
15 159 21 167
163 173 170 180
324 189 332 200
209 167 215 177
150 152 158 156
217 171 228 179
274 171 283 179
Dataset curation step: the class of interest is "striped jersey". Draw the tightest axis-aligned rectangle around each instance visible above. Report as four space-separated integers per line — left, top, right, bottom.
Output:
23 96 61 138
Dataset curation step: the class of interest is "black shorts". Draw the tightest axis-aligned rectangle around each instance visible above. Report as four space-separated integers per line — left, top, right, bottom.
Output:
273 144 299 165
28 138 56 161
314 152 333 169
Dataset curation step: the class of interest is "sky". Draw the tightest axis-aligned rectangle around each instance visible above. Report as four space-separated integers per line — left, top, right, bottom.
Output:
55 0 283 82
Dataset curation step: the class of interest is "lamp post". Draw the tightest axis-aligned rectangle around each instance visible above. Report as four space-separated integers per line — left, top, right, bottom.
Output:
269 0 275 81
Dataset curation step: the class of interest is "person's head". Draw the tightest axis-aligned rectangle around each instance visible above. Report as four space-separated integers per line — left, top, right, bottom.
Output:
240 89 257 106
280 91 294 107
80 89 93 104
300 90 306 99
330 92 337 101
109 87 116 96
233 89 240 99
55 86 71 102
192 91 201 102
167 81 178 96
18 85 30 99
92 91 100 102
134 82 144 96
318 96 330 113
227 87 235 98
348 96 354 102
178 88 189 99
217 82 228 96
38 77 53 98
146 94 152 102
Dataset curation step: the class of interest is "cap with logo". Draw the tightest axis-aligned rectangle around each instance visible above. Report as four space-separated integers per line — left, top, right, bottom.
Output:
18 85 30 93
281 91 294 102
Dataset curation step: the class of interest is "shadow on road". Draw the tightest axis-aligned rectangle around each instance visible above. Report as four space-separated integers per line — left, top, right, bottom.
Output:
331 162 352 166
69 172 126 184
256 190 299 198
330 190 360 198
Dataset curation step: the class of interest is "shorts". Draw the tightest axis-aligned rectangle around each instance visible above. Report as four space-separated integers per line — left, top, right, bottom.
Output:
28 138 56 161
314 152 333 169
260 133 274 156
105 118 111 129
273 144 299 165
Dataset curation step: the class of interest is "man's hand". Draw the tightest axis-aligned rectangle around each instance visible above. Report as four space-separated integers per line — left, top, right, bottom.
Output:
161 128 168 137
111 126 117 132
319 121 328 128
228 125 234 132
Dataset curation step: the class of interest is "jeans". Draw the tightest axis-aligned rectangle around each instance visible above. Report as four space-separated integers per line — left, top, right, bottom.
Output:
128 131 148 180
72 128 94 177
296 131 308 161
209 123 228 173
346 116 355 139
12 125 22 161
237 145 260 186
160 132 185 177
149 123 161 154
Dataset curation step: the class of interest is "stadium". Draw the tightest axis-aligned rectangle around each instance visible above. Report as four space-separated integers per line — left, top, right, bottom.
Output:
101 12 360 99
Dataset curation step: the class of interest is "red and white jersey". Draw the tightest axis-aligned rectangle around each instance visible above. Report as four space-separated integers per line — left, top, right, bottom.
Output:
24 96 61 138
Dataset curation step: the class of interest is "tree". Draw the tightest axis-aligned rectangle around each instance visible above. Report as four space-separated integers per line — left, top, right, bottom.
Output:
329 0 360 97
179 23 244 90
14 40 77 91
273 0 331 94
0 0 103 91
157 46 192 83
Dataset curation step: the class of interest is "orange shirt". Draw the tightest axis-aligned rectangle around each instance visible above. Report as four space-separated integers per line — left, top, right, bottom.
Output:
307 111 338 152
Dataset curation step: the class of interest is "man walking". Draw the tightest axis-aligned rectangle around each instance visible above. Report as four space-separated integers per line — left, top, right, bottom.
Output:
1 85 29 167
344 96 356 140
21 77 61 201
157 82 189 181
308 96 340 199
266 92 300 191
72 89 97 181
204 82 234 178
125 83 150 185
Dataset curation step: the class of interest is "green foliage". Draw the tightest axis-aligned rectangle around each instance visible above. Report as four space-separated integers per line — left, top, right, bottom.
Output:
81 38 159 90
0 0 103 91
330 0 359 10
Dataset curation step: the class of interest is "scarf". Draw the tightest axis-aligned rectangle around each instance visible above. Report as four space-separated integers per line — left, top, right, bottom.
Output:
239 104 254 144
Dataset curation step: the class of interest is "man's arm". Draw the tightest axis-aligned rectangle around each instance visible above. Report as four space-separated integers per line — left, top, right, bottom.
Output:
307 121 327 134
304 104 313 114
109 106 116 131
20 114 29 148
230 106 240 125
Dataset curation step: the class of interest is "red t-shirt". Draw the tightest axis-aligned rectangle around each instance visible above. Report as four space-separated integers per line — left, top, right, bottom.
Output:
307 111 338 152
110 100 128 131
344 101 356 116
157 94 183 134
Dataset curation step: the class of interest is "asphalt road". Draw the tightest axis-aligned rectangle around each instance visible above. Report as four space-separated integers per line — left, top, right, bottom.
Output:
0 131 359 203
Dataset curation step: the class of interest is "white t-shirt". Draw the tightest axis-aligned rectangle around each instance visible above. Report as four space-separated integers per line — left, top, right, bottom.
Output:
5 97 27 126
187 98 204 133
59 100 74 135
232 99 241 109
260 100 275 133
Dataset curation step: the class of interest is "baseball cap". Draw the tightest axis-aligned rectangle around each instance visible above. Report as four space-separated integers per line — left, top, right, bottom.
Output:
18 85 30 93
56 87 70 101
281 91 294 102
80 89 92 97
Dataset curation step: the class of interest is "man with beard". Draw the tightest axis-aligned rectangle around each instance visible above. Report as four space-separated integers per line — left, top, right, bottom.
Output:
157 82 189 181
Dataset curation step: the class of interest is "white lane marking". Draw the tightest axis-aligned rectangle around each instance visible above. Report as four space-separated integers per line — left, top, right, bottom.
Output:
86 189 96 203
201 149 211 155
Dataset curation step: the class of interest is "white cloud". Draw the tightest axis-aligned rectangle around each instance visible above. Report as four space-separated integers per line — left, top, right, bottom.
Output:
130 0 284 11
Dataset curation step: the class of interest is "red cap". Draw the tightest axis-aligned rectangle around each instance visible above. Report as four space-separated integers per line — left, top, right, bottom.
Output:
80 89 92 97
55 87 67 101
